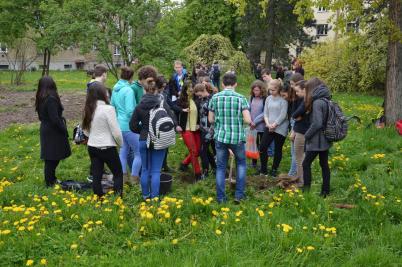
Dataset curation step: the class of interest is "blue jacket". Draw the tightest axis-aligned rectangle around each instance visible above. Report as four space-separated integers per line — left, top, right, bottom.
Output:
111 79 136 132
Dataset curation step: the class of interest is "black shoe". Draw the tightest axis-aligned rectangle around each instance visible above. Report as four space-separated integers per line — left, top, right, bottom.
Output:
320 191 329 198
270 169 278 178
195 174 202 182
234 198 242 205
179 163 188 172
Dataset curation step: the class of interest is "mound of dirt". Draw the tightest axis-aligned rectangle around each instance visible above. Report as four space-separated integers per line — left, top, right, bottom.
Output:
0 89 86 131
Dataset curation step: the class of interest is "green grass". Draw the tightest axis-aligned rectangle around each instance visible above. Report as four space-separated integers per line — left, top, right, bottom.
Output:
0 71 118 92
0 72 402 266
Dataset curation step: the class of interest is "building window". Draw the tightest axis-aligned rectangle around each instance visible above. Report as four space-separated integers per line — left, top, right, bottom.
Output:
316 24 329 36
347 22 359 33
318 6 327 12
113 46 121 56
64 64 73 70
0 43 8 53
0 65 9 70
115 63 121 68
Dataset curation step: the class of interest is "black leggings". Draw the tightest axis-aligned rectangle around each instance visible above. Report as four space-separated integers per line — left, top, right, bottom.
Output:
259 129 286 173
88 146 123 197
44 160 60 186
302 150 331 194
200 138 217 171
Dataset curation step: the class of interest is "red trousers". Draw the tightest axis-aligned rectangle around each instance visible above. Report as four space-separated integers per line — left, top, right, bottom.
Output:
181 131 201 175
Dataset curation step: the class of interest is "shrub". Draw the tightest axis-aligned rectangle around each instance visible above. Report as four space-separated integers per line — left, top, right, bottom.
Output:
300 23 387 93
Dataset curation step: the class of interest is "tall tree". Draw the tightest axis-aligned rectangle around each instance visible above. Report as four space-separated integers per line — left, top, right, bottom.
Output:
63 0 162 78
232 0 314 69
0 0 64 77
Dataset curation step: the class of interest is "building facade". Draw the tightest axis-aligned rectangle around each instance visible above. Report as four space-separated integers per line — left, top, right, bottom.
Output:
0 44 124 71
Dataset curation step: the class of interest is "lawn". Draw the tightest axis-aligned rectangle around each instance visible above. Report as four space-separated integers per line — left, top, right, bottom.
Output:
0 72 401 266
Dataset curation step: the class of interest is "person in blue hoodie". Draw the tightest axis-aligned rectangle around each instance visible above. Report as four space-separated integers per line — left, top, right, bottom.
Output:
111 66 140 185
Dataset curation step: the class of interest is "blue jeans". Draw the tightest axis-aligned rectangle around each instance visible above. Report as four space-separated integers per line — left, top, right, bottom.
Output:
139 141 166 199
288 140 297 176
215 141 247 203
120 132 141 177
288 119 297 176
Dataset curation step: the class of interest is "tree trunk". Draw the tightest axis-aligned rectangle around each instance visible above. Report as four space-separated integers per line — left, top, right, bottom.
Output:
41 48 51 76
41 48 47 77
385 0 402 124
264 0 275 70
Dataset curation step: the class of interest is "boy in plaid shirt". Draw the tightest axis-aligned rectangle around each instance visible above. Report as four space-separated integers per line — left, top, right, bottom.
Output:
208 72 251 203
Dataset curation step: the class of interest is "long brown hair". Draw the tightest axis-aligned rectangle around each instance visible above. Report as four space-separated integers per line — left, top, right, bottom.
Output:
250 80 267 98
82 82 110 131
177 80 192 108
304 77 324 112
35 76 61 112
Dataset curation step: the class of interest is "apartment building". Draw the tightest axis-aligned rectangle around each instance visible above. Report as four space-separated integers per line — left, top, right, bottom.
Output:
0 44 124 71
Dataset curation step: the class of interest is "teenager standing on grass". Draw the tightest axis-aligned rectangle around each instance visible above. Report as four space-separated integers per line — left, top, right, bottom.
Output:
259 79 289 177
130 81 180 200
193 83 216 178
86 64 108 92
303 78 331 197
292 80 308 187
111 66 140 185
208 72 251 204
281 73 304 177
82 83 123 197
177 81 202 181
131 66 158 106
36 76 71 187
249 80 268 170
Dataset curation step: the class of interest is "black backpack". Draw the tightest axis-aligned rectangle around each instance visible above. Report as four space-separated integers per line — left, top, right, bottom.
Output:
322 99 348 142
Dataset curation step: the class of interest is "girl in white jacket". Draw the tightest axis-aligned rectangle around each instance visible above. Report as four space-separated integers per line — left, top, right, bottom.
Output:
83 82 123 197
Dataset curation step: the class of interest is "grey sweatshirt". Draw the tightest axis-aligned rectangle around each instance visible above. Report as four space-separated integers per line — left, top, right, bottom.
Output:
263 95 289 137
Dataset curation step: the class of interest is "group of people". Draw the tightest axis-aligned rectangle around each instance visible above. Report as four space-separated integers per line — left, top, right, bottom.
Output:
35 59 333 204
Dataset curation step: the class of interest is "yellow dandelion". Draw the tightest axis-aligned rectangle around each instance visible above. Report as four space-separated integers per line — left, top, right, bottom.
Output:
175 218 182 224
40 258 47 265
171 239 178 245
95 220 103 225
26 259 34 266
306 246 315 251
215 229 222 235
1 229 11 235
70 243 78 250
164 212 171 219
296 248 303 253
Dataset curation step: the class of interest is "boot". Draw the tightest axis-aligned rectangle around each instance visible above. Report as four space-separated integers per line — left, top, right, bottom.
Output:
270 169 278 178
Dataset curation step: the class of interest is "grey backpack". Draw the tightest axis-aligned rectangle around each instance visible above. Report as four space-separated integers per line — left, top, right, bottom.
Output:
323 99 348 142
147 100 176 149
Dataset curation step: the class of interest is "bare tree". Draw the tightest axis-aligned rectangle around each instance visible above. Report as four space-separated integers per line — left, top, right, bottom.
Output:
6 38 38 85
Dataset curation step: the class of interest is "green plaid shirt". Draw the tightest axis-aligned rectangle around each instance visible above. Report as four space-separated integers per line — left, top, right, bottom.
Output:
208 88 250 144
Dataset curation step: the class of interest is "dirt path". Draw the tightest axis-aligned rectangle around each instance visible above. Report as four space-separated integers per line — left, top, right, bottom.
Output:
0 87 86 131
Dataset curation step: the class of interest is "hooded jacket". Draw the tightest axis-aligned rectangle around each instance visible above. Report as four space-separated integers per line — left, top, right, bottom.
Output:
304 84 331 151
111 79 136 132
131 81 144 105
130 94 178 141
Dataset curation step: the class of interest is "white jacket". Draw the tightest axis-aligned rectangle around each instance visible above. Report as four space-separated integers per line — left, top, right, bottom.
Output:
87 101 123 147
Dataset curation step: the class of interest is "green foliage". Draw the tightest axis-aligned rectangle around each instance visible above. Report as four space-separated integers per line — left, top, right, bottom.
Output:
184 34 250 73
301 23 387 93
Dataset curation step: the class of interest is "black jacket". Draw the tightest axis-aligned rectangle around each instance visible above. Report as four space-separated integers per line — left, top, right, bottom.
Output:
292 97 310 135
37 96 71 160
165 72 188 113
130 94 178 141
177 99 200 130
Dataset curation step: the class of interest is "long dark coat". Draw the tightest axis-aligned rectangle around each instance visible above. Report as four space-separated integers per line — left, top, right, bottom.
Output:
38 96 71 160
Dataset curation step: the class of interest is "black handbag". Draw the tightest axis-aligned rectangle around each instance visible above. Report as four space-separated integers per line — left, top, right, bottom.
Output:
72 124 88 145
